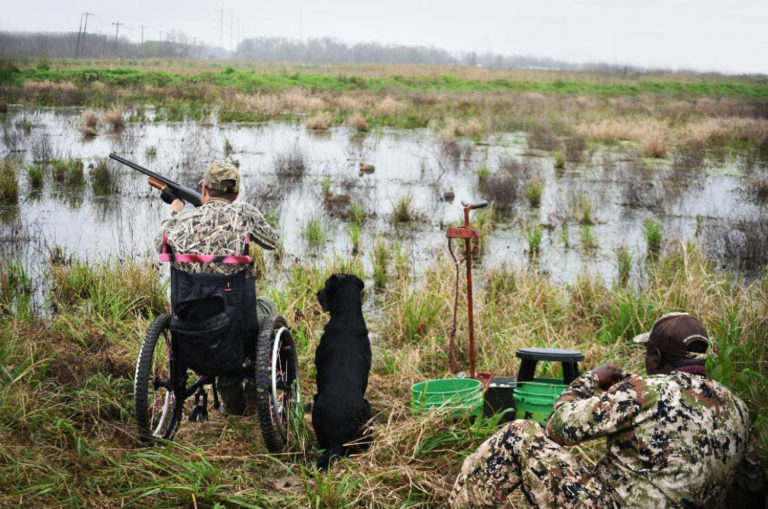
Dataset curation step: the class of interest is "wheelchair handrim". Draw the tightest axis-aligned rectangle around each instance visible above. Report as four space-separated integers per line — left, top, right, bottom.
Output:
271 326 295 435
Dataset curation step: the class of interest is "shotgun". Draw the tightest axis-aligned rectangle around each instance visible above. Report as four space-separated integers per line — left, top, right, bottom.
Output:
108 153 202 207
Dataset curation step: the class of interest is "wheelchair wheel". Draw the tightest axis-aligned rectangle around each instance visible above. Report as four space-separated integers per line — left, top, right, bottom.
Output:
134 313 184 442
254 314 301 452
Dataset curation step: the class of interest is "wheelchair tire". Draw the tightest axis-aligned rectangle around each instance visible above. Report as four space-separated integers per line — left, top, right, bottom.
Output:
134 313 184 442
253 314 301 453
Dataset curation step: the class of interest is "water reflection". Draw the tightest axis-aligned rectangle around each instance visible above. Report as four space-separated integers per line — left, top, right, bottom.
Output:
0 110 764 288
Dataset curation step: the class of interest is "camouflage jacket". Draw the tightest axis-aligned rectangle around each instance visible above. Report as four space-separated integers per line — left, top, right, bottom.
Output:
546 370 750 508
156 199 278 277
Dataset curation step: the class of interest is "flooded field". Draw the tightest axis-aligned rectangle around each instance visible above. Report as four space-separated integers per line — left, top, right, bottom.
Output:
1 108 767 294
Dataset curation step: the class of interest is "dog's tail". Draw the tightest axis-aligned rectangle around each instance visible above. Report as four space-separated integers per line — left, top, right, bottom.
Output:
316 444 345 470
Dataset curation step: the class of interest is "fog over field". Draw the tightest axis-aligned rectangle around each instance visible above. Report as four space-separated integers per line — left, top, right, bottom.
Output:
1 0 767 74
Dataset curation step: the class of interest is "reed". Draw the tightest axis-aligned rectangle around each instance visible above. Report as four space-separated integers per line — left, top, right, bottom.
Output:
0 158 19 204
581 224 597 253
372 240 391 290
0 244 767 507
616 245 633 288
303 216 327 250
104 108 125 132
644 218 662 260
27 163 45 189
393 194 414 223
346 222 361 255
306 111 334 130
274 147 308 180
90 159 118 195
525 177 543 208
525 225 543 258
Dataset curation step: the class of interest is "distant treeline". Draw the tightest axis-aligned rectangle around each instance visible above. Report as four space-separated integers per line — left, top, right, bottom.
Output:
0 31 638 72
235 36 589 70
0 32 225 60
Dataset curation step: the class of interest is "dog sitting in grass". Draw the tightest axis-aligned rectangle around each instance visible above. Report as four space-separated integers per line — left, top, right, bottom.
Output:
313 273 372 469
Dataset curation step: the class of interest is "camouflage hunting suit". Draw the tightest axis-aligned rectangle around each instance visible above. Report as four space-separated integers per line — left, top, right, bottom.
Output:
449 370 750 508
156 199 278 277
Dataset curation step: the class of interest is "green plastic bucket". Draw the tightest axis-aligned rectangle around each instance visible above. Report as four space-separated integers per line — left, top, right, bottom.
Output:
513 377 566 425
411 378 483 418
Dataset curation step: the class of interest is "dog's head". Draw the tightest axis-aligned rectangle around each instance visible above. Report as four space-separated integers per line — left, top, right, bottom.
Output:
317 273 364 313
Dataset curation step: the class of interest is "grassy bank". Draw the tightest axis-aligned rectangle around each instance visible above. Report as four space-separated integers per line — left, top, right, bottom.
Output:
2 59 767 161
0 242 766 507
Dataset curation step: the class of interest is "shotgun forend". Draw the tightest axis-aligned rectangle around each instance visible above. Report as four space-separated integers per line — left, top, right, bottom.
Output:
108 153 203 207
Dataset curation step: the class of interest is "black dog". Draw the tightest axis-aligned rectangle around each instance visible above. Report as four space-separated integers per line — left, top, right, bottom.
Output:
312 273 372 469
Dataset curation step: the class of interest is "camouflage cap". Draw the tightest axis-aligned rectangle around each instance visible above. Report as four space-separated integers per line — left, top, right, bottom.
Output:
201 161 240 194
633 312 709 361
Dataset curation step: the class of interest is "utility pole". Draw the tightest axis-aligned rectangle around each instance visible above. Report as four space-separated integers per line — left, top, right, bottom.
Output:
79 12 93 57
112 22 124 53
140 25 144 45
230 10 233 51
76 13 84 57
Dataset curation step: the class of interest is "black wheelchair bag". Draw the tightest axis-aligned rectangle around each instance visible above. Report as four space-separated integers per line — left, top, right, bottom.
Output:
169 268 257 375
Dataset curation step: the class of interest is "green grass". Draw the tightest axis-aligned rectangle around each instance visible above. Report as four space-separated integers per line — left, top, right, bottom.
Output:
0 158 19 204
554 151 565 171
577 197 594 225
8 66 768 98
644 218 662 260
476 164 490 193
90 159 118 195
616 245 633 288
50 157 84 186
0 257 33 319
5 62 767 162
372 241 391 290
303 216 328 251
0 229 766 507
581 224 597 253
524 177 543 208
349 202 365 227
26 163 45 189
525 225 543 258
346 222 361 255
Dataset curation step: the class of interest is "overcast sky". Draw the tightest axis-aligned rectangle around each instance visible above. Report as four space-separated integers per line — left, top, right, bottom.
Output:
1 0 766 74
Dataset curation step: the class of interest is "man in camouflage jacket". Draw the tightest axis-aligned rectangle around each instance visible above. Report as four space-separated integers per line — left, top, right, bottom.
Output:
157 161 279 415
449 313 757 508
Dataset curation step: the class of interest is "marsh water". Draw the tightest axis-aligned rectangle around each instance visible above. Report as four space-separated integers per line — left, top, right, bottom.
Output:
2 108 766 298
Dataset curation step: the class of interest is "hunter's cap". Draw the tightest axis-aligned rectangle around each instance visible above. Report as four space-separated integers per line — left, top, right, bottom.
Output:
633 312 709 361
201 161 240 194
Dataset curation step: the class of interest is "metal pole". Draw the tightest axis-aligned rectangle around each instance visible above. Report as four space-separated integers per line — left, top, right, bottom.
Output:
112 22 124 46
81 12 93 57
463 205 476 379
76 13 84 57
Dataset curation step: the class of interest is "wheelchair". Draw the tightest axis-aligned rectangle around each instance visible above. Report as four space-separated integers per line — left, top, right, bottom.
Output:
133 236 301 452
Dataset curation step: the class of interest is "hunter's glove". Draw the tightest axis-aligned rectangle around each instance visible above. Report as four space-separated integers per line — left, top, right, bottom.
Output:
160 188 179 204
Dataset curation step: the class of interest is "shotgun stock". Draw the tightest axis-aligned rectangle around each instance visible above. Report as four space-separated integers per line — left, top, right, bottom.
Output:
108 153 202 207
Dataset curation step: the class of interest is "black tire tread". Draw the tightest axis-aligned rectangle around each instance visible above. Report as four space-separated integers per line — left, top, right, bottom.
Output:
254 314 298 453
134 313 181 443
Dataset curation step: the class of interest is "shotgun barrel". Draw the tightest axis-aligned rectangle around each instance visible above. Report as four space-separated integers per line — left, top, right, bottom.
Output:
108 152 202 207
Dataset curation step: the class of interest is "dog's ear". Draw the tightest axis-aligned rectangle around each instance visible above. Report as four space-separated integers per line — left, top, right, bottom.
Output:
317 288 329 312
353 275 364 291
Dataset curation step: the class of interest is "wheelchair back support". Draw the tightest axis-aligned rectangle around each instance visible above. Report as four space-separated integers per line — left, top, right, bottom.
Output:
161 235 258 376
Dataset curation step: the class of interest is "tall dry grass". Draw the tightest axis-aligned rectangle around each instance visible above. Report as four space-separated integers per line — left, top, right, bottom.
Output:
0 242 766 507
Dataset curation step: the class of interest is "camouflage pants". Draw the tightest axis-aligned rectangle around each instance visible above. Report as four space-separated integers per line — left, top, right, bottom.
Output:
218 296 276 415
448 419 619 508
